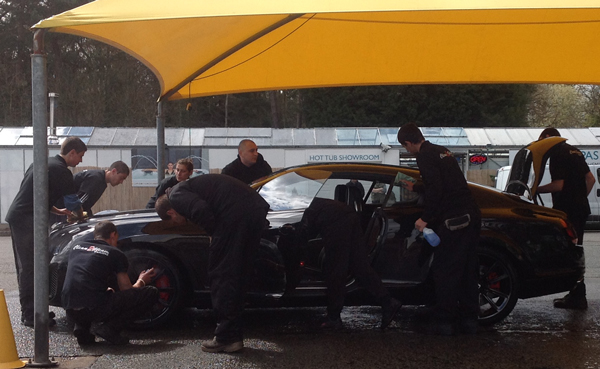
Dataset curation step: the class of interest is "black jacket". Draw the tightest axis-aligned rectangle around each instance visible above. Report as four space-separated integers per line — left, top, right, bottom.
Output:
416 141 478 227
146 176 180 209
6 155 76 223
55 169 107 215
168 174 269 235
222 153 272 184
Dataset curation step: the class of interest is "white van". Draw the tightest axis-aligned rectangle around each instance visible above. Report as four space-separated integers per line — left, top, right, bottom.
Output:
496 164 600 225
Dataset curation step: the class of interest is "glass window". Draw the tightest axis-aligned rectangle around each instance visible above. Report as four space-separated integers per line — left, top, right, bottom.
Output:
506 149 534 199
421 127 444 136
386 172 421 206
0 128 23 145
367 181 391 205
259 170 331 211
357 129 379 145
315 178 369 201
336 129 359 145
441 127 465 136
67 127 94 136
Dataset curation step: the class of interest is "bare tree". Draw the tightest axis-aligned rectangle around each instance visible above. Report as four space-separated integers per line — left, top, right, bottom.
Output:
528 84 588 127
576 85 600 126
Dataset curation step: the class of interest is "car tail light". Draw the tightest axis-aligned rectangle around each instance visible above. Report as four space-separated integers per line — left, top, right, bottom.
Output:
559 218 578 244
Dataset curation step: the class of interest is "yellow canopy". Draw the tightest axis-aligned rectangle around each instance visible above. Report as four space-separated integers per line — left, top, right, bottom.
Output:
32 1 600 101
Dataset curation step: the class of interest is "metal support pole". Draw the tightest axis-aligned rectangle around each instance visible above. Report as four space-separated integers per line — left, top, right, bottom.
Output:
48 92 59 145
157 101 165 183
31 29 57 367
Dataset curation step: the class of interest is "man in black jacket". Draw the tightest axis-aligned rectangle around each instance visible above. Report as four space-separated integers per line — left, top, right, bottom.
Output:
397 123 481 336
222 139 272 184
62 221 158 345
6 137 87 327
155 174 269 353
52 161 129 222
72 161 129 215
146 158 193 208
293 197 402 330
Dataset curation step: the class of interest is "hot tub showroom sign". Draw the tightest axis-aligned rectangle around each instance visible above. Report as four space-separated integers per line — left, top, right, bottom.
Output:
307 150 382 163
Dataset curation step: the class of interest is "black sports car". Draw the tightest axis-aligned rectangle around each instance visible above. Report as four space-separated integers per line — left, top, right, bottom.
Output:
49 150 583 329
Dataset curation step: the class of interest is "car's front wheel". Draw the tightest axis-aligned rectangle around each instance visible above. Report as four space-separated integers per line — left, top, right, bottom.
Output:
477 247 519 326
125 248 184 329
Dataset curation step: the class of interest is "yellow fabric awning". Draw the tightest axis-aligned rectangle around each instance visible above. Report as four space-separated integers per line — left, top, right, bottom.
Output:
32 1 600 101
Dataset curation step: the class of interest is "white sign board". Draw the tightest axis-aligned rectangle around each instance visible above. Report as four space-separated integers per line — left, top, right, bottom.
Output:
307 149 383 163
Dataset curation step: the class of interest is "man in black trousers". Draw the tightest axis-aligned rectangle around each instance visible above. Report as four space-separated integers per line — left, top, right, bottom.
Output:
398 123 481 336
292 197 402 330
155 174 269 353
6 137 87 327
537 127 595 309
62 220 158 345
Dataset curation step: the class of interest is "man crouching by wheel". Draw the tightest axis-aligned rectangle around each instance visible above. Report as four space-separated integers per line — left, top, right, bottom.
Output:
61 220 159 345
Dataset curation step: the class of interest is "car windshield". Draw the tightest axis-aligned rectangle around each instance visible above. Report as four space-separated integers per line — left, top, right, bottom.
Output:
258 169 331 210
506 148 535 199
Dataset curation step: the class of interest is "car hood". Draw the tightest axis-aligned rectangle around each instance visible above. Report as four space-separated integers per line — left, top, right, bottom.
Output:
505 136 566 202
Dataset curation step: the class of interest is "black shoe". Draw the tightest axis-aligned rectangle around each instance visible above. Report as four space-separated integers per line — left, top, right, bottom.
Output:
201 337 244 353
73 326 96 345
320 316 343 330
381 298 402 330
553 294 588 310
21 315 56 328
92 323 129 345
458 317 478 335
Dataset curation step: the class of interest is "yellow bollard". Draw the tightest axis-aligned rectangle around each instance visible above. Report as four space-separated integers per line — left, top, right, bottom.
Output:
0 290 25 369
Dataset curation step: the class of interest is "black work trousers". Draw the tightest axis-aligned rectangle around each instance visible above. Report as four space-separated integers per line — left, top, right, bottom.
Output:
209 207 267 344
66 286 159 332
566 211 588 297
322 213 390 318
430 218 480 322
9 215 35 321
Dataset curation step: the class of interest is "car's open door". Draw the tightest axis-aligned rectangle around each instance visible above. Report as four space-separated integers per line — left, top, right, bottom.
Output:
506 136 567 204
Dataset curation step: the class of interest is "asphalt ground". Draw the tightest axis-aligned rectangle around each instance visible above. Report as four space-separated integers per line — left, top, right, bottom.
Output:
1 234 600 369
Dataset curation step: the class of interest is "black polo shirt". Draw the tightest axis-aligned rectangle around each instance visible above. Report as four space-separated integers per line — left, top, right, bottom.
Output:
73 169 107 215
61 239 129 310
146 176 179 209
549 142 591 218
416 141 477 227
168 174 270 234
6 155 76 223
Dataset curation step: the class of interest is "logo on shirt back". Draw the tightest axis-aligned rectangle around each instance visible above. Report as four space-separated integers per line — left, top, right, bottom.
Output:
73 244 109 256
440 150 454 160
570 149 583 157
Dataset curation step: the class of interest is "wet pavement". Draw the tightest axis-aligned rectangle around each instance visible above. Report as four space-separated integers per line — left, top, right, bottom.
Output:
2 234 600 368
